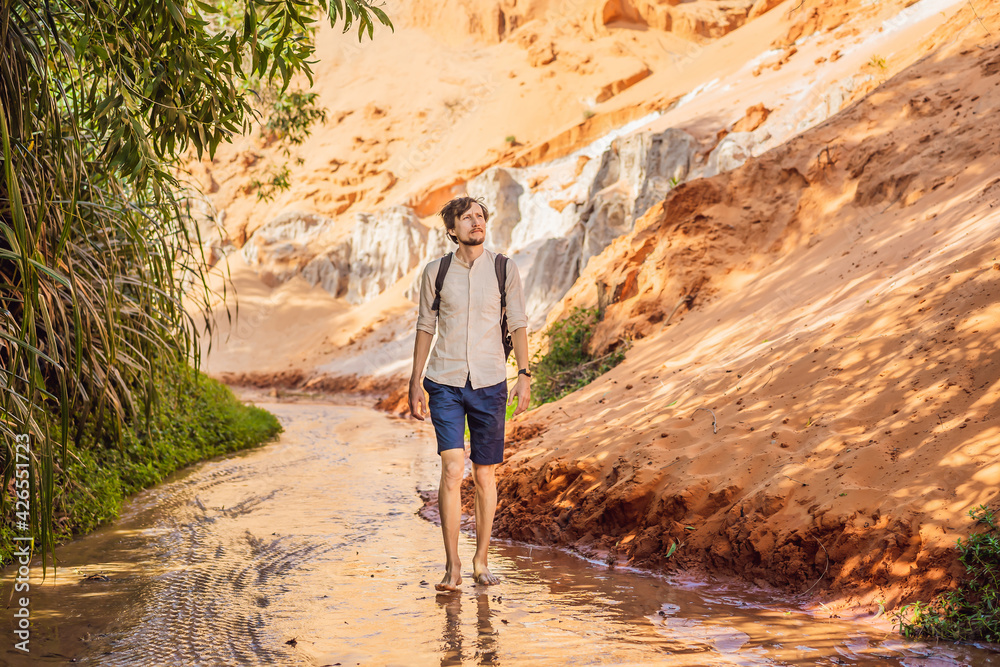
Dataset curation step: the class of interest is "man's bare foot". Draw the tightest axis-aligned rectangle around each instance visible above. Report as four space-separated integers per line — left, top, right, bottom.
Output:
472 563 500 586
435 565 462 591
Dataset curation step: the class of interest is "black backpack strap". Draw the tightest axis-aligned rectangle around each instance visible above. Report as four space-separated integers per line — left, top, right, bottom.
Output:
495 253 514 360
432 252 452 312
494 253 507 309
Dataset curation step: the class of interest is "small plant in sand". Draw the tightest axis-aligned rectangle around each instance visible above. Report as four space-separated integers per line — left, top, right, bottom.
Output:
868 54 888 74
893 504 1000 642
505 135 517 146
530 306 630 406
583 109 596 120
250 164 292 202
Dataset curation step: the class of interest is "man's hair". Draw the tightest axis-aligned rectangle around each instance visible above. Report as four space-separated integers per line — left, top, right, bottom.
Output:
439 196 490 245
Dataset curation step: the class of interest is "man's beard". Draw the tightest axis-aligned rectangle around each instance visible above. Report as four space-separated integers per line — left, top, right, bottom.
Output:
460 235 484 246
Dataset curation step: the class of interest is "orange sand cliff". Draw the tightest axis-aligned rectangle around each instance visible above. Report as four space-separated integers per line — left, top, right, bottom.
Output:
188 0 1000 611
492 8 1000 609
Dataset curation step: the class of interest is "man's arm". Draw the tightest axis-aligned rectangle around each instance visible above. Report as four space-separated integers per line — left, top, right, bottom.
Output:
410 264 437 420
409 329 433 420
509 326 531 416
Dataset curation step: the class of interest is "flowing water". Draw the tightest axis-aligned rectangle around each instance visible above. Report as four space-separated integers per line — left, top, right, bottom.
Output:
3 401 998 666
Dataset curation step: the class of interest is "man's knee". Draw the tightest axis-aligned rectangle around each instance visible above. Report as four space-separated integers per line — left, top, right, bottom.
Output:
472 463 495 489
441 456 464 487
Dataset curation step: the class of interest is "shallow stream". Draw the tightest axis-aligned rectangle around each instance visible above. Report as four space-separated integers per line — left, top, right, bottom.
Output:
2 402 998 666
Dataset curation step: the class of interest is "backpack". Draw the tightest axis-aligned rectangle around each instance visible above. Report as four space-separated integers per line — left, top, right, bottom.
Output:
431 252 514 361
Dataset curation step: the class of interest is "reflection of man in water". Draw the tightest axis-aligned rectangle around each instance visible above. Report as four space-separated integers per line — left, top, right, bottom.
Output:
437 593 499 666
409 196 531 590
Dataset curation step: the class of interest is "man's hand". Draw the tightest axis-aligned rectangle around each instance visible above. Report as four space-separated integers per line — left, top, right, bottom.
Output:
409 380 428 420
508 374 531 416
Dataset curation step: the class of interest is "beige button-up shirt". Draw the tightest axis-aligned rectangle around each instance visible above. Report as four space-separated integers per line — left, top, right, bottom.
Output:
416 248 528 389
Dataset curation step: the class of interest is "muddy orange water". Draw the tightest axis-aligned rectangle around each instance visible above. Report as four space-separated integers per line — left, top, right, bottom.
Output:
3 402 999 666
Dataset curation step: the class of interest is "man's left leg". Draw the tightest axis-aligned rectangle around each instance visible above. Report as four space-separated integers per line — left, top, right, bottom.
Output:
464 377 507 586
472 462 499 584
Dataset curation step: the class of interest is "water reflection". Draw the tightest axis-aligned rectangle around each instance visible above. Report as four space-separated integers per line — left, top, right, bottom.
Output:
476 593 499 666
438 592 500 666
439 593 465 666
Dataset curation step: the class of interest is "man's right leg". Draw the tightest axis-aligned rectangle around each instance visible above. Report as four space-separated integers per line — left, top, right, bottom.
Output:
437 448 465 591
424 377 468 592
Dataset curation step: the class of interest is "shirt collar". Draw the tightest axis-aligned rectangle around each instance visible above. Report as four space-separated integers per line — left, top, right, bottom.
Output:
453 248 493 269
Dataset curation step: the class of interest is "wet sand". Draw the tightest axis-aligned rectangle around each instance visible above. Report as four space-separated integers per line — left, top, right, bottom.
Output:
2 402 998 666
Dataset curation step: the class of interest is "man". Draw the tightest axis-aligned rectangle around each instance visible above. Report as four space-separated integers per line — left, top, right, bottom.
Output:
408 196 531 591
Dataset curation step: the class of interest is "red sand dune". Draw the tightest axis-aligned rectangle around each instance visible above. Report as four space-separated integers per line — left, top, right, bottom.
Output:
493 7 1000 609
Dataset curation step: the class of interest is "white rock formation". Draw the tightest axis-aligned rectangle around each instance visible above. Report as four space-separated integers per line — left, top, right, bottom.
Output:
397 126 697 328
346 206 428 304
467 167 524 252
616 128 696 219
578 127 697 269
520 226 584 328
301 241 351 298
240 210 335 285
579 180 632 270
702 131 757 178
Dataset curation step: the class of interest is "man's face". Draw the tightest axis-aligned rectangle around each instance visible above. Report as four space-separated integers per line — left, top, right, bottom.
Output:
453 203 486 246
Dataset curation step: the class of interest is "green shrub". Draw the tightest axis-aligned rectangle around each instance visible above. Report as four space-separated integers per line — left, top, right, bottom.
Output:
530 306 629 406
894 504 1000 642
264 89 328 146
0 360 282 565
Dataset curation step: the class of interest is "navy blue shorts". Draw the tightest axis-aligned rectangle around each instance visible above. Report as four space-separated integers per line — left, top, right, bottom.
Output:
422 375 507 465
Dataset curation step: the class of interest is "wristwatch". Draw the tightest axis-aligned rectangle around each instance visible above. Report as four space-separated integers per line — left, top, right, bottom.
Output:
518 368 531 378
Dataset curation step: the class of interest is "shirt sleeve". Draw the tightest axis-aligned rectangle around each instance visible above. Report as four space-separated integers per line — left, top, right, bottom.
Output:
504 258 528 333
415 261 437 335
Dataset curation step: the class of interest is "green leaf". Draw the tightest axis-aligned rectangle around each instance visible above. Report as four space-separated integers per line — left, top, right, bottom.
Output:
244 3 257 42
370 5 393 29
166 0 187 32
0 331 60 367
27 259 72 289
